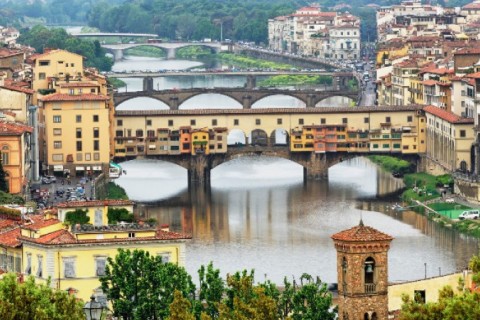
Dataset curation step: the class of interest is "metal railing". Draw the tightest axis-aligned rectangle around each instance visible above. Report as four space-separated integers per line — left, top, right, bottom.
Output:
365 283 376 294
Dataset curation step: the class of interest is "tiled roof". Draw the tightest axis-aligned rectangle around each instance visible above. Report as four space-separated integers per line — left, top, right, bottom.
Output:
463 2 480 9
39 93 109 102
331 221 393 242
466 72 480 79
0 84 34 95
0 121 33 135
0 219 18 231
422 80 437 86
31 49 84 61
20 228 191 245
0 227 21 247
56 199 134 208
423 105 474 124
455 47 480 55
22 218 61 231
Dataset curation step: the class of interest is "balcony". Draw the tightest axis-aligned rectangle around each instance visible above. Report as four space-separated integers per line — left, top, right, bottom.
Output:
364 283 376 294
71 222 157 233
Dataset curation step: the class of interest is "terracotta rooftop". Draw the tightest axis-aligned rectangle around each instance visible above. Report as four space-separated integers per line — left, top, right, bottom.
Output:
22 218 61 231
466 71 480 79
0 227 21 248
463 2 480 9
0 219 18 231
31 49 84 61
39 93 109 102
455 47 480 55
0 84 34 95
331 221 393 242
423 105 474 124
20 228 191 245
0 121 33 135
56 199 134 208
422 79 437 86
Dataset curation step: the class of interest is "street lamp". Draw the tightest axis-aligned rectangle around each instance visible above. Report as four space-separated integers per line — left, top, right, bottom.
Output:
83 295 104 320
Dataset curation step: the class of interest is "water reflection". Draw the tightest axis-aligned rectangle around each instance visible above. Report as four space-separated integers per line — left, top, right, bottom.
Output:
116 157 479 284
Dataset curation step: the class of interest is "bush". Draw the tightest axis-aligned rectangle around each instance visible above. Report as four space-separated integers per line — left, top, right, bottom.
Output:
107 208 134 224
65 209 90 225
368 155 414 175
107 182 128 199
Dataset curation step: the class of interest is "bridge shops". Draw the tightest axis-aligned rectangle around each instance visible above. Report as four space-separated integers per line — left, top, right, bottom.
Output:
112 105 427 185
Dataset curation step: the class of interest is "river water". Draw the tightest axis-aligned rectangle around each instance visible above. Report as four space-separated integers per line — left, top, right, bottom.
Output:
112 55 479 285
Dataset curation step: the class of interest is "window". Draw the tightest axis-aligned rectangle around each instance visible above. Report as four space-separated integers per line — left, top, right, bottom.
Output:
76 115 82 123
117 120 123 126
39 72 46 80
168 120 174 126
76 153 82 161
25 253 32 275
95 257 107 276
76 128 82 139
93 128 99 138
414 290 426 303
115 130 123 137
277 118 283 125
128 232 136 238
190 119 196 126
94 153 100 161
93 115 99 122
382 144 389 148
386 116 391 123
364 117 369 123
85 153 91 161
94 140 99 151
36 255 43 278
1 146 8 165
234 119 239 126
299 119 304 125
460 130 466 138
212 119 218 126
321 118 326 124
53 115 61 123
217 136 223 141
342 118 347 124
157 252 172 263
407 116 413 122
256 119 261 125
52 154 63 161
53 128 62 136
136 129 143 137
63 257 76 278
54 141 62 149
39 60 50 66
76 141 82 152
52 102 61 110
147 130 155 138
373 144 379 149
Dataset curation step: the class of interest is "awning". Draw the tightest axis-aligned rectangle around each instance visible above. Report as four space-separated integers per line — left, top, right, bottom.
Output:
76 166 85 171
110 161 122 170
93 166 102 171
53 165 64 171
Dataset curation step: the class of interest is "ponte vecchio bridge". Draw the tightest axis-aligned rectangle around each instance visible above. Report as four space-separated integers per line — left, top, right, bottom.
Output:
112 105 426 185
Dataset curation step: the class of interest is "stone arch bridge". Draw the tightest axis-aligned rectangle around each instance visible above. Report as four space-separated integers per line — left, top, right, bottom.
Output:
123 148 420 186
102 42 222 60
114 87 360 109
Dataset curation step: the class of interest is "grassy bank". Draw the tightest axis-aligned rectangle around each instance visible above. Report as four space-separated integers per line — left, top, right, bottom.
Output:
367 155 414 175
258 74 332 87
177 46 212 59
107 77 127 89
218 52 294 70
107 182 129 199
125 46 166 58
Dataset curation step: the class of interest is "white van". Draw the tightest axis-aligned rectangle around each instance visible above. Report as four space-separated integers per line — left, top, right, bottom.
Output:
459 210 479 220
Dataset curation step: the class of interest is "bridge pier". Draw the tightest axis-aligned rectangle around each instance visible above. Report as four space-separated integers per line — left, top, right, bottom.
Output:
306 94 316 108
167 48 176 59
112 49 124 61
246 75 256 89
188 155 211 186
242 95 252 109
303 153 329 180
143 76 154 92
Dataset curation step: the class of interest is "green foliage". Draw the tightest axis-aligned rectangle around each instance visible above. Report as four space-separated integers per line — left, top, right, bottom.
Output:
0 153 8 193
0 273 84 320
218 53 293 70
17 25 113 71
196 262 225 318
0 206 22 220
100 249 196 320
37 88 56 95
107 207 134 224
0 191 25 205
107 182 128 199
177 46 213 59
368 155 414 175
258 75 332 87
107 77 127 89
435 174 453 187
125 46 166 58
64 209 89 225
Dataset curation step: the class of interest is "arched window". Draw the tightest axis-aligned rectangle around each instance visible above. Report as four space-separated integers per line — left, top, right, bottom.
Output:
371 312 377 320
364 257 376 293
364 313 369 320
460 160 467 173
1 145 9 165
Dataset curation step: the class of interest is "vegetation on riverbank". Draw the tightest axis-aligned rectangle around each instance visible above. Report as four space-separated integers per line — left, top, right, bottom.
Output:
258 74 332 87
125 46 166 58
218 52 293 70
107 77 127 89
107 182 128 199
177 46 212 59
368 155 414 176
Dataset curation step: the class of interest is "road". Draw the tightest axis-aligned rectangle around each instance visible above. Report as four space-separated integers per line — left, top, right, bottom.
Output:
359 61 377 107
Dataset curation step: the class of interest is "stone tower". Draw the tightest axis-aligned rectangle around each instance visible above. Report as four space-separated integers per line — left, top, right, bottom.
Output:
331 220 393 320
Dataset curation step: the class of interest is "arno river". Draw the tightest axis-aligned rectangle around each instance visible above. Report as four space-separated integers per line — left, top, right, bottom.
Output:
113 55 479 285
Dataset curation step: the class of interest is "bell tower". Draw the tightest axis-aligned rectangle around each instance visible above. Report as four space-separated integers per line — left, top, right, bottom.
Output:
331 220 393 320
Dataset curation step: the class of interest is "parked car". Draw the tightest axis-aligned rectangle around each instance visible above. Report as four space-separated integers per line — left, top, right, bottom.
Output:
56 188 65 196
459 210 480 220
46 175 57 183
445 198 455 203
41 177 52 184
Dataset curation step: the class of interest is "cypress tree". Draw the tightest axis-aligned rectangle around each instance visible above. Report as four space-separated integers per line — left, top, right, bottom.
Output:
0 152 9 193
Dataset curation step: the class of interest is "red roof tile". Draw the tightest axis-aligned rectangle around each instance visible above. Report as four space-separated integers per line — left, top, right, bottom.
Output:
423 105 474 124
422 80 437 86
466 72 480 79
56 199 134 208
0 219 17 231
0 121 33 135
0 227 21 247
22 218 61 231
0 85 34 95
463 2 480 9
331 221 393 242
455 48 480 55
40 93 109 102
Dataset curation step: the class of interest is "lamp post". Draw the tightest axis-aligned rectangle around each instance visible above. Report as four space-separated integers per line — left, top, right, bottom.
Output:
83 295 104 320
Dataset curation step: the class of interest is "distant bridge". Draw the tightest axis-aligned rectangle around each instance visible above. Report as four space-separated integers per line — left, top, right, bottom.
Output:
109 71 352 78
102 42 223 60
71 32 158 38
114 86 359 109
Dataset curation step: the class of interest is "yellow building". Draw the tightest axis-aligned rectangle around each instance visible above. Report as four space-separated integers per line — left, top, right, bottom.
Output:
0 216 22 274
16 199 191 302
0 121 33 194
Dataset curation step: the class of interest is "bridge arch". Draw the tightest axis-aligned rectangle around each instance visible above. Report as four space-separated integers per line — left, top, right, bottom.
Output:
178 93 242 109
227 129 247 145
116 97 170 110
252 94 306 108
270 128 289 146
315 94 355 107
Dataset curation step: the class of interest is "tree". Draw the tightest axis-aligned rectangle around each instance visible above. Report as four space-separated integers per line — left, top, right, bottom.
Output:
65 209 90 225
100 249 196 320
0 273 84 320
196 262 225 318
0 152 8 193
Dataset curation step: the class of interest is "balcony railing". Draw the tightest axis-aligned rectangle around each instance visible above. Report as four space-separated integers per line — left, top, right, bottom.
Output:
72 222 157 233
365 283 376 294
